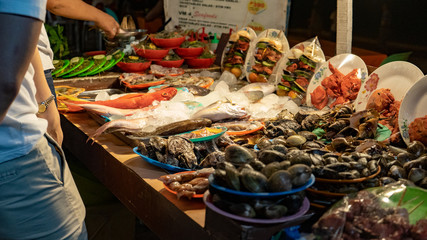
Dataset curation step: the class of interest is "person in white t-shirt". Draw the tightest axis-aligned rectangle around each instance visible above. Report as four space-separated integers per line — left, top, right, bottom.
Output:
40 0 120 100
0 1 87 239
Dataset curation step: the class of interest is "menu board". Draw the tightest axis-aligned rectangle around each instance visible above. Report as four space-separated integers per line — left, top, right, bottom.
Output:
164 0 290 34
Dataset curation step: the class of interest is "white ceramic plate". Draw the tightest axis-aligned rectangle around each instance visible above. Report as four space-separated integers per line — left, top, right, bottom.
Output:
220 27 257 80
244 29 290 83
398 75 427 146
354 61 424 112
305 53 368 109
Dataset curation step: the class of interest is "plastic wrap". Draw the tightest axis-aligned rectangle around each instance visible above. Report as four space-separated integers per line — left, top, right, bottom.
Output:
275 37 325 105
313 182 427 240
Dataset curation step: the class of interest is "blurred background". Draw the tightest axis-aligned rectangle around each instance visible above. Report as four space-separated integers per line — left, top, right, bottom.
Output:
45 0 427 72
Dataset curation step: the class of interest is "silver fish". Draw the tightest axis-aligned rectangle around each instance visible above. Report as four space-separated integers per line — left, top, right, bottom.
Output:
238 82 276 96
191 100 247 122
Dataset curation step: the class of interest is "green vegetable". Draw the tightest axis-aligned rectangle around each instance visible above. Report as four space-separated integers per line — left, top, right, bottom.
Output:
199 50 215 59
262 61 275 67
256 42 268 49
277 84 290 91
299 55 316 69
282 74 295 82
45 24 70 59
180 40 205 48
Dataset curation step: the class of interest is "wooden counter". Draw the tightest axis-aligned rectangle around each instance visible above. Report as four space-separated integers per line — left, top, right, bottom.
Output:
61 112 313 240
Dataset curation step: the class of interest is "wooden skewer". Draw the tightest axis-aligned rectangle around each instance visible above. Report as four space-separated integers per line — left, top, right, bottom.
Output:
408 200 424 215
397 188 407 207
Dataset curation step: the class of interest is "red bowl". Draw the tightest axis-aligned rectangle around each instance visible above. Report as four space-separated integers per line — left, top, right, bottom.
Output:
186 57 216 69
155 59 185 68
151 36 185 49
134 47 169 61
116 61 152 73
174 47 204 59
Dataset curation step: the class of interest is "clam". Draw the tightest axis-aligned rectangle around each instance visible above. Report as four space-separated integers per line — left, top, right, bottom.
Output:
397 152 416 165
286 150 311 166
388 165 407 180
380 176 396 185
419 177 427 188
240 168 268 193
237 163 254 172
267 170 292 192
287 164 312 186
249 159 266 171
286 135 307 148
257 150 287 164
301 141 324 150
265 144 288 155
229 203 256 218
225 163 241 190
279 160 291 170
407 141 425 157
281 129 297 139
298 131 318 141
301 114 322 131
328 119 349 132
271 137 287 146
225 144 255 166
257 137 273 150
261 162 281 178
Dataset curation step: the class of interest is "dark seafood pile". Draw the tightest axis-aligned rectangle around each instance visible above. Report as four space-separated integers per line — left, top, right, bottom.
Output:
313 189 427 240
159 168 214 199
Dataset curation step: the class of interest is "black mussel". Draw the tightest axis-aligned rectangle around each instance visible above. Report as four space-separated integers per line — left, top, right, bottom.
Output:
250 199 275 214
281 129 297 139
288 164 312 186
337 185 359 194
279 119 302 132
225 144 255 166
397 152 416 165
257 137 273 150
240 168 268 193
229 203 256 218
352 152 372 160
340 153 353 163
357 157 368 167
286 135 307 148
331 137 351 152
360 168 371 177
403 156 427 173
265 144 288 155
225 163 241 190
380 177 396 185
317 167 339 179
271 137 287 146
267 170 293 192
309 153 324 166
287 150 312 166
419 177 427 188
257 150 287 164
249 159 266 171
325 162 351 172
368 160 379 174
388 165 407 180
211 194 231 211
298 131 318 141
324 157 338 165
363 178 380 188
279 160 291 170
349 161 364 171
323 152 340 159
408 168 426 184
260 204 288 219
407 141 425 157
241 143 255 149
385 160 402 171
261 162 281 178
349 169 361 179
149 136 168 153
338 171 353 179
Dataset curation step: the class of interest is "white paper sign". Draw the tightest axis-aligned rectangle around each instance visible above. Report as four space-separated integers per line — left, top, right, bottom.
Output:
164 0 290 34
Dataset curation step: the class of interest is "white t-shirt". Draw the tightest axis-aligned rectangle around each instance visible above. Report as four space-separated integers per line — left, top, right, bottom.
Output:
38 26 55 71
0 0 48 162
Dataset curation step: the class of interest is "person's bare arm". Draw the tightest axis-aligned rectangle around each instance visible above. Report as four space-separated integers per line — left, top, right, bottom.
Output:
47 0 120 38
32 48 63 145
0 14 42 122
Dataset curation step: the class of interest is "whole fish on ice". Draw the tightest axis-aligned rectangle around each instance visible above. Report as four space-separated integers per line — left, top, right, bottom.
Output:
65 87 177 110
191 100 247 122
238 82 276 102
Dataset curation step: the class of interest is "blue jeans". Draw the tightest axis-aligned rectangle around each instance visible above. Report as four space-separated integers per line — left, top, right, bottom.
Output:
45 69 57 105
0 135 87 240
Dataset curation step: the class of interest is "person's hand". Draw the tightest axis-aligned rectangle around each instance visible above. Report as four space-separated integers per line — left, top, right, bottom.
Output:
38 105 63 146
94 12 120 39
